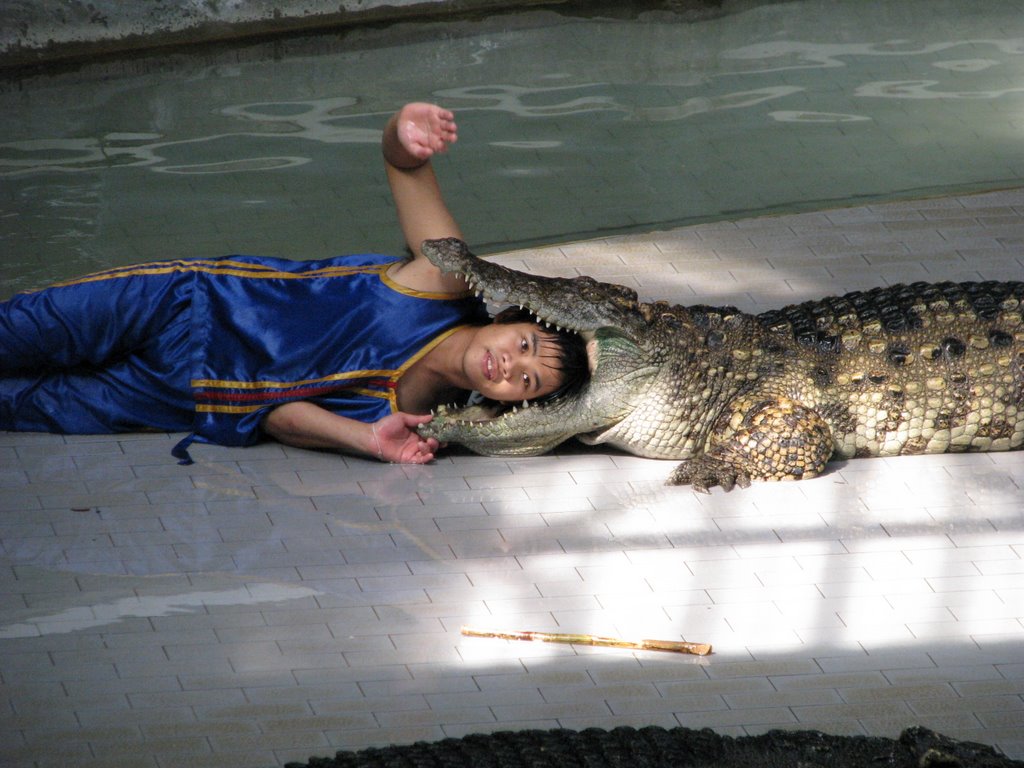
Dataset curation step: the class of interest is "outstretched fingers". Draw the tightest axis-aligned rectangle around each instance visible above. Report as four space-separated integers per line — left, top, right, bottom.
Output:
397 103 458 161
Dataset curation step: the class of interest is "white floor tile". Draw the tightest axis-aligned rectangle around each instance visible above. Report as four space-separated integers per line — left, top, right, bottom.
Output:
5 189 1024 766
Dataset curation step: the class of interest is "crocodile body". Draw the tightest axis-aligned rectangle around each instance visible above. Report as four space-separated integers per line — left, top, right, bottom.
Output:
418 238 1024 491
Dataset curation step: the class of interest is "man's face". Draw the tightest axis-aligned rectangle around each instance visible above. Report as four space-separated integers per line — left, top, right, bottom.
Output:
463 321 566 403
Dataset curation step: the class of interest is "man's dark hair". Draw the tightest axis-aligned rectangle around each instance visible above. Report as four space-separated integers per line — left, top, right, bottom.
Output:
492 306 590 404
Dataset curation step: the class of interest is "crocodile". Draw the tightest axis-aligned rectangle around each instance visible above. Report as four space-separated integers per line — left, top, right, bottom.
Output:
418 237 1024 492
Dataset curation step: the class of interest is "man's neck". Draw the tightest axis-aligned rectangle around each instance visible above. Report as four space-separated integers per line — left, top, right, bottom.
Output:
396 327 474 413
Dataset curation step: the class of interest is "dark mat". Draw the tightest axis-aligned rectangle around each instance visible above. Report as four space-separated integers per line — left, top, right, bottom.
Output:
286 725 1021 768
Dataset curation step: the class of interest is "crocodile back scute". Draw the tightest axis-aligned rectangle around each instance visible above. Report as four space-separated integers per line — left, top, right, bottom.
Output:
752 281 1024 458
756 281 1024 351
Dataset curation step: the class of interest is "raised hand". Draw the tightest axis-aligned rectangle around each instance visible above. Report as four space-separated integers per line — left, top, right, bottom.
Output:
385 102 457 169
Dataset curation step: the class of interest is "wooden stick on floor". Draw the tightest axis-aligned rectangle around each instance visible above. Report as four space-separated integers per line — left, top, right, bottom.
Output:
460 626 712 656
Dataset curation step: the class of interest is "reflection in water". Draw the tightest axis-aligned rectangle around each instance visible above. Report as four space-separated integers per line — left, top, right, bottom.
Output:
0 97 378 177
856 80 1024 99
1 1 1022 291
436 83 621 116
3 35 1021 177
770 110 872 123
633 85 805 121
0 86 629 177
933 58 1000 72
155 156 310 174
721 38 1024 72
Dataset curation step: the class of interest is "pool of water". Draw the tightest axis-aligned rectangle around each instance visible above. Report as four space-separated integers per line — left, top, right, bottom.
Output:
2 0 1023 294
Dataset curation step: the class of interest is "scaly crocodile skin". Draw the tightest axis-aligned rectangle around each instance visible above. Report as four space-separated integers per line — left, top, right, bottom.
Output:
662 281 1024 490
416 238 1024 492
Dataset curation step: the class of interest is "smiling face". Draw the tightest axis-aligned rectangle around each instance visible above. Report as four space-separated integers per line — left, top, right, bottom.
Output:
462 321 568 403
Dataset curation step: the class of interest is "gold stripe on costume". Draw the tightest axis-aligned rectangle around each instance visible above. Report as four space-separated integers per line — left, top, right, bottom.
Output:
194 388 394 416
192 325 473 415
395 324 468 377
193 326 472 392
382 323 473 414
379 264 474 300
36 260 398 291
196 404 265 414
191 368 395 390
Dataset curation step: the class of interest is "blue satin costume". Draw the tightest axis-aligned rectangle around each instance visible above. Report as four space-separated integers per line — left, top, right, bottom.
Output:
1 254 487 458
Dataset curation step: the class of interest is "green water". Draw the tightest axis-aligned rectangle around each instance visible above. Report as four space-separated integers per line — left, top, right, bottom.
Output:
2 0 1023 294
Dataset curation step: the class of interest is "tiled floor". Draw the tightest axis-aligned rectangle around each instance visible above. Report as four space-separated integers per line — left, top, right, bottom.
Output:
3 188 1024 767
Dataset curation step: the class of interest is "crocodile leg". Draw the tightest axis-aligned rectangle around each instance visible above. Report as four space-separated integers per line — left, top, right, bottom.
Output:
667 397 834 492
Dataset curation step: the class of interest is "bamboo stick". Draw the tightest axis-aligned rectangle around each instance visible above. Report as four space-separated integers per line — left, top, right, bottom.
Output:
460 626 712 656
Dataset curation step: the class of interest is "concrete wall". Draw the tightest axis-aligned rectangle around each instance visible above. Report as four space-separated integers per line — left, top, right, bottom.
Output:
0 0 566 68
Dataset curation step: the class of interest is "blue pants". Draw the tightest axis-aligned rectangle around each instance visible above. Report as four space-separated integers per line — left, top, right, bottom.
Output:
1 269 195 434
